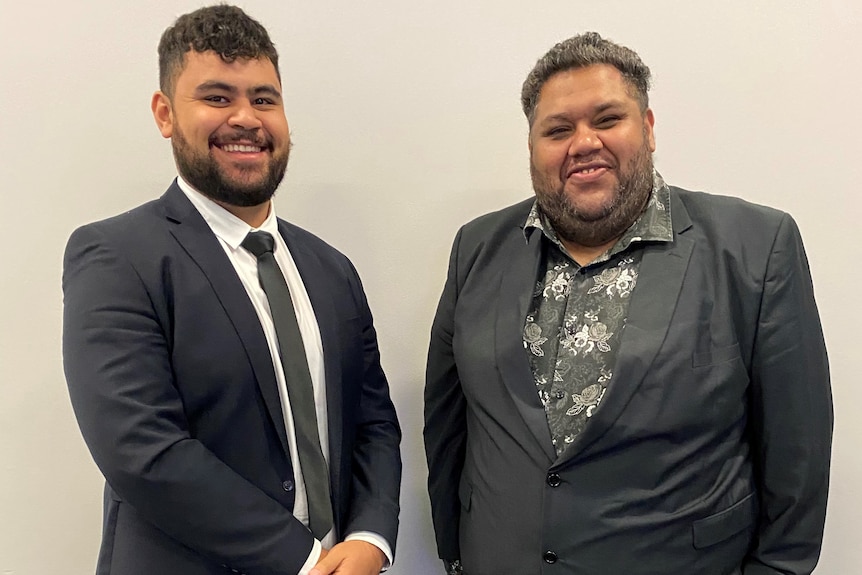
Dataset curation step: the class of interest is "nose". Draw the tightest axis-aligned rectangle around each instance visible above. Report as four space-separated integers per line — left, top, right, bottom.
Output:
568 126 602 157
228 100 263 131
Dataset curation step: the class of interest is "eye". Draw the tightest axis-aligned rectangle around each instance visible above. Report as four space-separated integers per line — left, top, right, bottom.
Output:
544 126 571 138
203 95 229 105
595 115 621 128
253 97 276 106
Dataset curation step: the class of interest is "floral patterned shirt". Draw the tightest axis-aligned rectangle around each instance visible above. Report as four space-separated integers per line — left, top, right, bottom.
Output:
523 174 673 457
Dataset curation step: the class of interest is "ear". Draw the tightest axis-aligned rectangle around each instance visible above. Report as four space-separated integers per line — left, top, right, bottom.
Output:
151 91 174 139
643 108 656 152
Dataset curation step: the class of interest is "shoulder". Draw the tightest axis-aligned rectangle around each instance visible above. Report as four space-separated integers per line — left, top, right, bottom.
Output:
667 185 807 277
62 197 178 305
668 184 797 248
66 197 170 253
278 218 351 263
670 185 788 229
461 197 535 232
276 218 365 292
454 197 535 246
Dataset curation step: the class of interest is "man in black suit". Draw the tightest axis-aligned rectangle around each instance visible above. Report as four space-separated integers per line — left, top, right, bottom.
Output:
424 32 832 574
63 6 401 574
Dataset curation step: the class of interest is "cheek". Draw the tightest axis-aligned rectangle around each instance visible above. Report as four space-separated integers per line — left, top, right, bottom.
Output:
271 121 290 143
605 140 630 159
261 112 289 136
531 145 565 175
607 128 649 158
184 110 225 138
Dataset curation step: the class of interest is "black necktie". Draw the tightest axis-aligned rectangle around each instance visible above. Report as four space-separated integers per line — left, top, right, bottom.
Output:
241 231 333 539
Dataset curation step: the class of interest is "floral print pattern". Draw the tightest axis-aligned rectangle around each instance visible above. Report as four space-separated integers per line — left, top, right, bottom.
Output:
523 173 673 457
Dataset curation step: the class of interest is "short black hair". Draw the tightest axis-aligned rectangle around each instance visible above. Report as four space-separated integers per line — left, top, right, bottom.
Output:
521 32 651 126
158 4 279 97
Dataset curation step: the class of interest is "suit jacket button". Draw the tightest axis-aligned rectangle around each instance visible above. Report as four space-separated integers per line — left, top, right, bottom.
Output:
282 480 295 492
546 473 561 487
543 551 558 564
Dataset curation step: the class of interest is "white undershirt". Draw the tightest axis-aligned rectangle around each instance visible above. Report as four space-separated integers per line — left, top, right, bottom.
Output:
178 178 391 573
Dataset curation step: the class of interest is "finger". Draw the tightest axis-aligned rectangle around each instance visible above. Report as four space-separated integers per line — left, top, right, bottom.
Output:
310 548 341 575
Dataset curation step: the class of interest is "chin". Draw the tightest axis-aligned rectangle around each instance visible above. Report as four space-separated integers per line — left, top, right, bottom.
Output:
567 194 618 215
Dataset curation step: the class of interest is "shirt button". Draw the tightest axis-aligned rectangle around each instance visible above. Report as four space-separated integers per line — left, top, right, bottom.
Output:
543 551 558 564
282 480 294 492
554 389 566 400
546 473 561 487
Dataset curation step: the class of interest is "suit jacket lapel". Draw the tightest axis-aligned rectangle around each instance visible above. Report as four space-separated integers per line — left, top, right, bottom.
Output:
277 221 345 500
561 191 695 461
496 227 557 463
160 183 291 457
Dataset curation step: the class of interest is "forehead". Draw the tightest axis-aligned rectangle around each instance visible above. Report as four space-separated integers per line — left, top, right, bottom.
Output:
174 50 281 92
535 64 637 115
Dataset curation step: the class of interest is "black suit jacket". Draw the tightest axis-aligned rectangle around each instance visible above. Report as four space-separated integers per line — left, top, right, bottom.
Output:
63 182 401 575
424 186 831 575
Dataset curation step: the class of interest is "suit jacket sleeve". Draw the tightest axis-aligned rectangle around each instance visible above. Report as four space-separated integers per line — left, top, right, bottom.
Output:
339 258 402 549
63 224 315 575
743 214 832 575
424 228 468 561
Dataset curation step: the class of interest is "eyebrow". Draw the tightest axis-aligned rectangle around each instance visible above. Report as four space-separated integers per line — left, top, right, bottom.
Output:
593 101 625 114
194 81 282 100
249 84 282 100
538 100 628 125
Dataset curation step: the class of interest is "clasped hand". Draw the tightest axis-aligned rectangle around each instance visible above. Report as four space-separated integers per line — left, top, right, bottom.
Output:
309 540 386 575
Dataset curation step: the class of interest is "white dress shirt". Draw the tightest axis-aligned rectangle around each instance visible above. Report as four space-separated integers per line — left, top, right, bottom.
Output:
178 178 391 573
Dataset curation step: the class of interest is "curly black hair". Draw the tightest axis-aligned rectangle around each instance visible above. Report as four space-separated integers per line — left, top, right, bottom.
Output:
158 4 279 97
521 32 651 126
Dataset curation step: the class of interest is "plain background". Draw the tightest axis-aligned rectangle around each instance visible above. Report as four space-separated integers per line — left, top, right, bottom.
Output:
1 0 860 572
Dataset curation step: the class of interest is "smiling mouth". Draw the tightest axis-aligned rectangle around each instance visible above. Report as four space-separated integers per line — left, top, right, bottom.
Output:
219 143 264 153
211 129 271 153
566 164 611 181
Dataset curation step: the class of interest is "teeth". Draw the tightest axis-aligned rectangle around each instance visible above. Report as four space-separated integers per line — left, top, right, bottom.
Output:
222 144 262 153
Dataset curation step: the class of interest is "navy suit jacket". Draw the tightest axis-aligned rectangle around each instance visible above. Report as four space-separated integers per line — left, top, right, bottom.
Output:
425 186 831 575
63 182 401 575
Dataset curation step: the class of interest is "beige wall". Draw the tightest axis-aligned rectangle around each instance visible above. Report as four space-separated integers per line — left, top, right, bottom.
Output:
1 0 859 572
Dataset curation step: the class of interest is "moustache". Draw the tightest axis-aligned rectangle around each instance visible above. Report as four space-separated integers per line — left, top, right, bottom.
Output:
210 129 271 149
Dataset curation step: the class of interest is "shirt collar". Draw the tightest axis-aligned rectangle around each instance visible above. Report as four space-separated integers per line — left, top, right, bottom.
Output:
524 170 673 260
176 176 280 249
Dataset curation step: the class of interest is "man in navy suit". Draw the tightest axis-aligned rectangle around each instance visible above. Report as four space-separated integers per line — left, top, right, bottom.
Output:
63 6 401 574
424 32 832 574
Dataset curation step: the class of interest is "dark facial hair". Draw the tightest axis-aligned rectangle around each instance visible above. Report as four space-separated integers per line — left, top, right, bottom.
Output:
531 134 654 248
172 124 289 207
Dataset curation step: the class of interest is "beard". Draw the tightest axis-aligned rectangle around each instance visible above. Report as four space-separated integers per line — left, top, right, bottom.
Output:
172 124 289 207
531 137 654 248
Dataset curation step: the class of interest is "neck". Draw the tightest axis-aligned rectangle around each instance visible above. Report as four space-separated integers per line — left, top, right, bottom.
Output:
216 200 271 228
560 236 618 267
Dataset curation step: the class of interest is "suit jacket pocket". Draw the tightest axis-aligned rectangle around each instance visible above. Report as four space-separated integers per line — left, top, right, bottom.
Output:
458 478 472 512
692 492 756 549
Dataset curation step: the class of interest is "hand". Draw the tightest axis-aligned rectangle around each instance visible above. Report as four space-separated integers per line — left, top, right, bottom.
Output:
309 540 386 575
